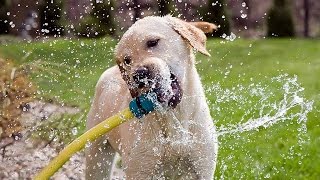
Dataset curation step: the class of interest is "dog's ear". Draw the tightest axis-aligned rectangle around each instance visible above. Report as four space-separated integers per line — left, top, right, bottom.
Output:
189 22 217 34
165 16 214 56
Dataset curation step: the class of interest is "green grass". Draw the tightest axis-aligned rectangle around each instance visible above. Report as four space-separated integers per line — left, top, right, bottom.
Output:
0 38 319 179
198 39 320 179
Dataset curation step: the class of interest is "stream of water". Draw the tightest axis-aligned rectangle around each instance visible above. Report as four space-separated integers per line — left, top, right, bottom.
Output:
214 74 313 136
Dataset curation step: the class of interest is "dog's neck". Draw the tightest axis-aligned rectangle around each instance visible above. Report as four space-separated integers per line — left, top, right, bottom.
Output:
182 54 206 99
134 50 212 142
153 52 212 138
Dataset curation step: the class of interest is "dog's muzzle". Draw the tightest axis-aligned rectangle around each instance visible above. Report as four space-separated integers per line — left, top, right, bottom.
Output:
133 66 151 88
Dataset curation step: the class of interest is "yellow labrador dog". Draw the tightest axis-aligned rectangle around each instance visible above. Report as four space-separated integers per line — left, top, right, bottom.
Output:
86 16 218 180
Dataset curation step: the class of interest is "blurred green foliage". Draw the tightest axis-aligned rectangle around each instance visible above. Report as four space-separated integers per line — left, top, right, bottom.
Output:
202 0 231 37
39 0 64 37
76 0 115 38
267 0 295 37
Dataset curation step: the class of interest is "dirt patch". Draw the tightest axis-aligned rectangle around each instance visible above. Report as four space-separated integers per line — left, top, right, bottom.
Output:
0 140 85 180
0 57 84 179
0 97 82 179
18 100 80 136
0 58 80 145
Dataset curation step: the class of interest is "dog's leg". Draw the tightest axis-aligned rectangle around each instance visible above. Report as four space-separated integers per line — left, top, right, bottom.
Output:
85 89 116 180
85 69 129 179
123 143 163 180
187 136 218 180
86 136 115 180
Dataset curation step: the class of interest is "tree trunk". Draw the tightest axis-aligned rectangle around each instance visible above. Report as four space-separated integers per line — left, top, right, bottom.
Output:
8 0 41 39
64 0 92 37
132 0 140 22
158 0 170 16
303 0 309 37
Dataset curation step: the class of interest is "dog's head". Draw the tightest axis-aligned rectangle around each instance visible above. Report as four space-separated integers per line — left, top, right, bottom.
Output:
115 16 216 108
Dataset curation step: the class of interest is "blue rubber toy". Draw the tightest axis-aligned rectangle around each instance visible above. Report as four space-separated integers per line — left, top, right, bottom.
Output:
129 92 158 119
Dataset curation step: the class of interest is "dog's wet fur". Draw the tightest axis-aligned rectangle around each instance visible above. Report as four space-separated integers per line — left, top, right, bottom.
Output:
86 16 218 179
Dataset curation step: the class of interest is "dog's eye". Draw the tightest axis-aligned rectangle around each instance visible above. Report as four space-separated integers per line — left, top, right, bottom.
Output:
146 39 160 48
124 56 131 65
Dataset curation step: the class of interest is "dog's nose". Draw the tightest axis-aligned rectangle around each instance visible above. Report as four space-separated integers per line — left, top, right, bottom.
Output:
133 66 150 88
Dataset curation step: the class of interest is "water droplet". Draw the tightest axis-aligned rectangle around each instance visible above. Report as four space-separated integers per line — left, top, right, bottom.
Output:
72 127 78 135
264 173 270 178
222 33 227 38
9 21 15 28
85 142 92 148
229 33 236 41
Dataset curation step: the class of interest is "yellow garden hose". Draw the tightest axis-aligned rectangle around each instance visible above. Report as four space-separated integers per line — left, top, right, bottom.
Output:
34 108 133 180
34 92 158 180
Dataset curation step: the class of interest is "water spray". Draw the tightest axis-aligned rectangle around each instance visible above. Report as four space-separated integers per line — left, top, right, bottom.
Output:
215 75 313 137
34 92 158 180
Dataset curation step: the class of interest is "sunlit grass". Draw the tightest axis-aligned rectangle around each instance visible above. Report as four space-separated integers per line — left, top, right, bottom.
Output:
0 37 117 108
0 37 319 178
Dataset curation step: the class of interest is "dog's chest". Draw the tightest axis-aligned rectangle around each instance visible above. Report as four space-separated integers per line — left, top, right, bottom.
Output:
123 108 213 178
148 129 203 179
140 114 203 156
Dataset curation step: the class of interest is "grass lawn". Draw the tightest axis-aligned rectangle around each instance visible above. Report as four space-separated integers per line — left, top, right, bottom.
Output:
0 37 319 179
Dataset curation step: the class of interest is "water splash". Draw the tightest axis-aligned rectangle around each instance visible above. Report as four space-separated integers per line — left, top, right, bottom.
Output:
205 74 314 178
215 75 313 136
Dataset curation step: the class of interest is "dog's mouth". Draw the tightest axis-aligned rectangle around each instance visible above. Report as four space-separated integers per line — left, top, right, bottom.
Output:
131 72 182 108
153 73 182 108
